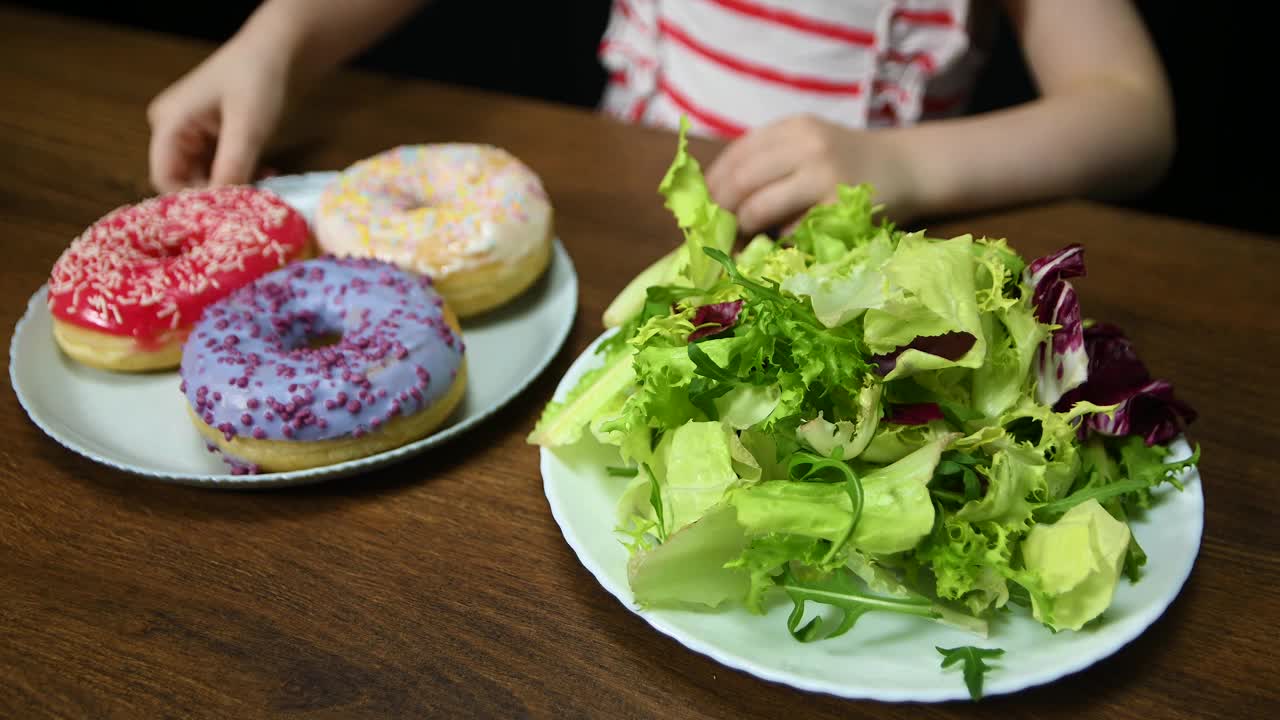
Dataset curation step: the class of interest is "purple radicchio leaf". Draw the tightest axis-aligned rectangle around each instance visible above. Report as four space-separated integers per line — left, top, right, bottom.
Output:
871 331 977 376
1026 244 1088 405
1055 323 1197 445
688 300 744 341
886 403 945 425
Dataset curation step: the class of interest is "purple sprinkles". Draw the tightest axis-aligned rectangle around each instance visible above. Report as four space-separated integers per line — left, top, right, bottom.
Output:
180 256 464 447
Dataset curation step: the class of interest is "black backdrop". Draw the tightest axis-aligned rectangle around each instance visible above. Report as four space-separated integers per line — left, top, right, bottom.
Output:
9 0 1272 235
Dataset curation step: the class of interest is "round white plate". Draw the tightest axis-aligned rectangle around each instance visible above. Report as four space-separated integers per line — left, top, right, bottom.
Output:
541 331 1203 702
10 172 578 488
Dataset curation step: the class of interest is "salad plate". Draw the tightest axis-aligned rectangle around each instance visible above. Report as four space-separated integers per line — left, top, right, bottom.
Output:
9 172 578 487
534 119 1203 702
541 331 1202 701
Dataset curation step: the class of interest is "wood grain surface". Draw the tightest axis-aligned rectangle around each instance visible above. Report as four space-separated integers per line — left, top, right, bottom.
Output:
1 7 1277 719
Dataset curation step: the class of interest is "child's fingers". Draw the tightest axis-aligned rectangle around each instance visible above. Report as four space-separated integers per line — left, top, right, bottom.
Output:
706 123 786 208
736 170 825 235
708 140 798 215
149 120 203 193
210 103 269 187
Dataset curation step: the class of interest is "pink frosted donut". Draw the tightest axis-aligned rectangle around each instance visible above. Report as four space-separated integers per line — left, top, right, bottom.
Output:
48 186 311 371
314 144 553 317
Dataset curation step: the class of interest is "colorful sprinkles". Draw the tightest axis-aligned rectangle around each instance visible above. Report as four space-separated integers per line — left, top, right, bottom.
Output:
315 144 551 278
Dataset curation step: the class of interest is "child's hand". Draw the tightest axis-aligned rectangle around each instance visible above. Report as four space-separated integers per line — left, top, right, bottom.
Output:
706 115 917 234
147 40 290 192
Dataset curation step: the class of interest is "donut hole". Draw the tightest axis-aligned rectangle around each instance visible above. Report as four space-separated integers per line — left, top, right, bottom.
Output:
305 332 344 350
272 310 347 354
125 225 198 262
387 183 434 213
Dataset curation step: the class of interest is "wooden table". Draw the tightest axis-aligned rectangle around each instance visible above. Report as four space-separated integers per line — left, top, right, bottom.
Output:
2 7 1277 719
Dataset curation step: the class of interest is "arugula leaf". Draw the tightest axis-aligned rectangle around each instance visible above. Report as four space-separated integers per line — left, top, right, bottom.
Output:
642 464 668 543
606 466 639 478
936 645 1005 700
688 340 739 384
785 450 865 563
686 377 732 421
1033 478 1151 521
778 565 938 642
933 450 984 503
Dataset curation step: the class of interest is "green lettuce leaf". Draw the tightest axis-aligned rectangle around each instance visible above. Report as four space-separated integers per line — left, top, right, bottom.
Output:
628 503 751 608
780 230 895 328
716 384 782 430
602 248 689 328
864 234 988 380
604 337 739 438
737 428 791 482
786 184 883 264
971 301 1047 419
704 248 873 426
726 533 826 613
653 421 743 533
528 343 636 447
660 117 737 290
852 433 953 554
731 480 856 545
954 444 1047 530
861 420 951 464
911 514 1021 616
602 117 735 327
1021 498 1131 631
795 379 883 460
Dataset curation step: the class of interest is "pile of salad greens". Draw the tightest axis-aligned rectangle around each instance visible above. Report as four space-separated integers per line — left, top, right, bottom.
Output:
530 120 1198 700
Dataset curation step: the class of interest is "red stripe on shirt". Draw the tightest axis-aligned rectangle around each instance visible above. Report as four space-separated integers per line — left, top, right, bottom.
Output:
870 104 899 123
872 80 911 103
659 18 863 96
893 9 957 27
884 49 937 73
657 76 747 138
599 39 658 69
871 82 966 115
701 0 877 47
615 0 649 31
629 94 651 123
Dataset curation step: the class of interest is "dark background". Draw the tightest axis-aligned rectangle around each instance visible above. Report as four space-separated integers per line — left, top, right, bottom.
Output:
9 0 1273 235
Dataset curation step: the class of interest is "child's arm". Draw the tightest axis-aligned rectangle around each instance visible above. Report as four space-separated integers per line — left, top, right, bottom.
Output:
247 0 428 85
706 0 1174 232
148 0 427 191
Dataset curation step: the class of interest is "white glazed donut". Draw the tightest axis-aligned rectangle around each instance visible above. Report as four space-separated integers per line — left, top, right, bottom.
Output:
314 144 554 317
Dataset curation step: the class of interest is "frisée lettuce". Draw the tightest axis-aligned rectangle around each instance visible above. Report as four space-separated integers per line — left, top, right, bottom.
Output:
530 120 1200 700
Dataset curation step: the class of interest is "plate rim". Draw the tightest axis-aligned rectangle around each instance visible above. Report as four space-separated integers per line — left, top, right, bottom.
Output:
540 329 1204 702
10 239 578 489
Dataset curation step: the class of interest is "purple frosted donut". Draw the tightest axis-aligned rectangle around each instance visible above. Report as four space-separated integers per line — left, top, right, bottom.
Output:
179 256 468 473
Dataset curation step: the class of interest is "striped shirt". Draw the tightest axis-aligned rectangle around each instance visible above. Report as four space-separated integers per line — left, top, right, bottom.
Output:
599 0 984 139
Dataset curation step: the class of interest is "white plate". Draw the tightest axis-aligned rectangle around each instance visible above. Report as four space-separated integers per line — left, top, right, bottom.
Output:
541 331 1203 702
9 172 578 488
